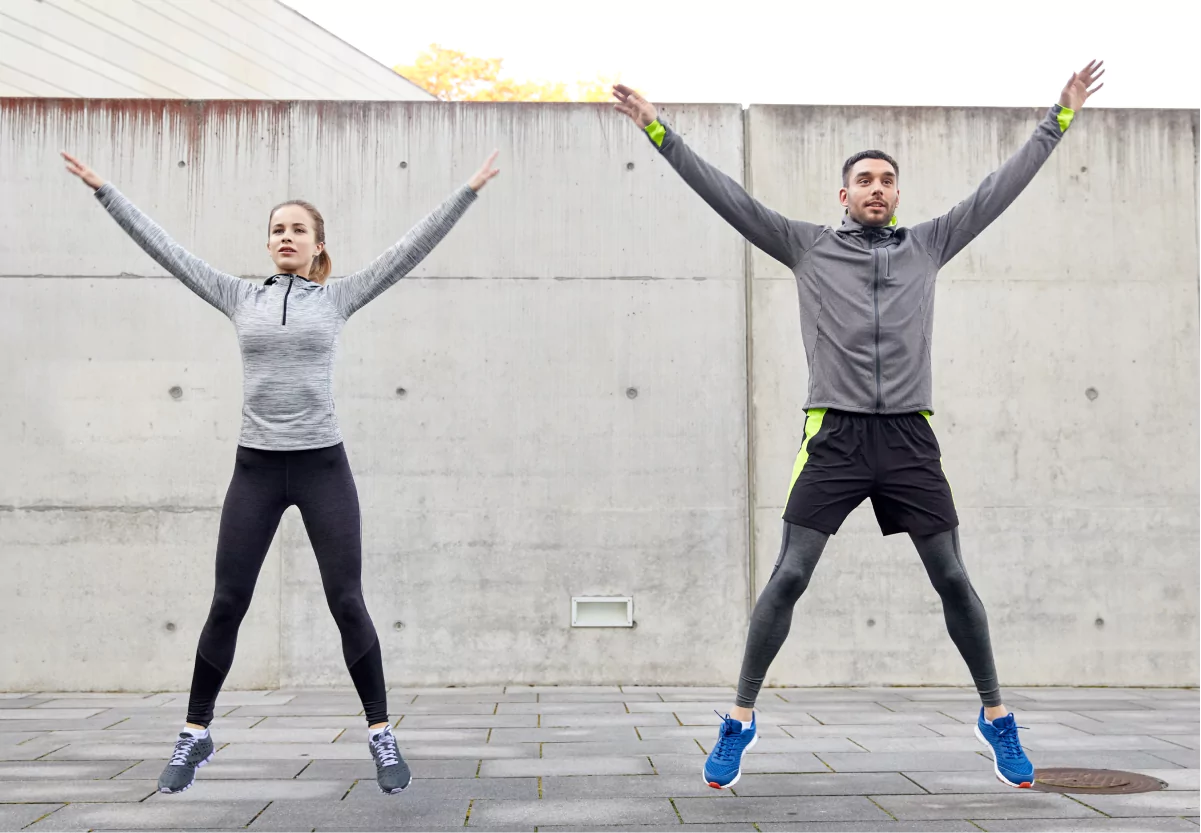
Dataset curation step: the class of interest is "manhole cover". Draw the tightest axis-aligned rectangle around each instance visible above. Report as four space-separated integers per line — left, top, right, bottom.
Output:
1032 768 1168 795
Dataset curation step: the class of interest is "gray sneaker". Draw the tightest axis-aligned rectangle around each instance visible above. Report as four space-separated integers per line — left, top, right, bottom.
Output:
369 726 411 794
158 731 215 794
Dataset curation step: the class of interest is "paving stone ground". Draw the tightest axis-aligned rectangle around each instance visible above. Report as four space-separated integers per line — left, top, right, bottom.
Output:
0 686 1195 831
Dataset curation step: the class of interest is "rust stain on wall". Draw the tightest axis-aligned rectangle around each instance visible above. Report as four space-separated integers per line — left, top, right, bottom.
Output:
1 97 291 183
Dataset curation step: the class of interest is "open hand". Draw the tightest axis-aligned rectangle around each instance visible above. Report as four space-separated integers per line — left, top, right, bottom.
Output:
612 84 658 128
468 150 500 192
61 151 105 190
1059 60 1105 110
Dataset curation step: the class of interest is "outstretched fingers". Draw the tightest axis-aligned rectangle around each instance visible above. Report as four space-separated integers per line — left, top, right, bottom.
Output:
1079 60 1104 84
60 150 85 175
1079 60 1105 101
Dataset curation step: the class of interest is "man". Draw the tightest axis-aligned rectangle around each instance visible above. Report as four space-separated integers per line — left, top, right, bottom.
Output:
611 61 1104 790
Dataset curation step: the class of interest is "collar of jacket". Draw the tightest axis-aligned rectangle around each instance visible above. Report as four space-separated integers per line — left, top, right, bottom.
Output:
838 214 900 238
264 273 321 288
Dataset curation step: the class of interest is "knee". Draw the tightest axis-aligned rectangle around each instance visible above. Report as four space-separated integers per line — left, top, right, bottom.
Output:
929 567 974 603
208 588 253 628
768 562 812 604
329 591 370 632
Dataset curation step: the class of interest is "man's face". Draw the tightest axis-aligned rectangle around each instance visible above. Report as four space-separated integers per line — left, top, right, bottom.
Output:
840 159 899 227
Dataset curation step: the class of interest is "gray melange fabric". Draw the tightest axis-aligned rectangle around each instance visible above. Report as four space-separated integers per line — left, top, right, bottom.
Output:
95 183 477 450
647 105 1073 415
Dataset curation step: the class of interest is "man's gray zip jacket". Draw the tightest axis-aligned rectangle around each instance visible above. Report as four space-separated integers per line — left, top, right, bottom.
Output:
643 104 1076 414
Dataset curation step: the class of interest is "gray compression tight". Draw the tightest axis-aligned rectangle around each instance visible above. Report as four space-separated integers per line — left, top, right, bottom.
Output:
735 522 1002 708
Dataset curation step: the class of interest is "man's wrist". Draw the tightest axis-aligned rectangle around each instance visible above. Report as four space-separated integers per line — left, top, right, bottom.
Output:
644 118 666 148
1054 103 1076 133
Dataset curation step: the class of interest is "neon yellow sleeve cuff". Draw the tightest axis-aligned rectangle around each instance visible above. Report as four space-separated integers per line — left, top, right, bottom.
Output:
645 119 666 148
1057 106 1075 133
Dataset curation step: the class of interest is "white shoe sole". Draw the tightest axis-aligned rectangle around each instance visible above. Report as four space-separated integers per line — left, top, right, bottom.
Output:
158 750 214 794
703 733 758 789
974 724 1033 789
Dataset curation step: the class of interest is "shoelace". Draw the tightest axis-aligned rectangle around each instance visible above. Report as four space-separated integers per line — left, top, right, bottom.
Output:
169 734 199 766
993 722 1029 757
371 730 400 768
710 711 746 764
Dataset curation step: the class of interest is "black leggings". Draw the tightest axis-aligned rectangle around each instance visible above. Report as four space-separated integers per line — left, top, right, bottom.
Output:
736 522 1002 709
186 444 387 727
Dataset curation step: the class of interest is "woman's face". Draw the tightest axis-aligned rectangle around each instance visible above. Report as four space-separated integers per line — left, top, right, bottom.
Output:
267 204 323 277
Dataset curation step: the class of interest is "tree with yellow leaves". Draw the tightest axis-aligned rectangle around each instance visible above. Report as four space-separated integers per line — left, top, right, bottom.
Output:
396 45 614 102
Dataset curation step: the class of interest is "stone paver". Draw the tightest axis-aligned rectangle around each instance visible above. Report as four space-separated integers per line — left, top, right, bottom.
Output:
0 778 156 802
0 761 138 780
730 772 926 796
115 758 308 780
539 773 724 799
1133 769 1201 790
480 755 655 777
540 825 754 833
674 795 892 823
0 804 62 830
299 758 481 780
25 800 268 830
0 686 1193 831
1075 790 1201 817
249 798 469 831
873 791 1101 820
467 797 679 827
980 820 1201 832
758 823 979 832
1151 748 1201 767
343 777 539 801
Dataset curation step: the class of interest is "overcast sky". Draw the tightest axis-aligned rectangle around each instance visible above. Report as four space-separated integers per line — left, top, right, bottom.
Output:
282 0 1198 109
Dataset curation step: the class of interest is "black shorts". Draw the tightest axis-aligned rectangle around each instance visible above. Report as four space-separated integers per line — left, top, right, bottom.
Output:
782 409 958 537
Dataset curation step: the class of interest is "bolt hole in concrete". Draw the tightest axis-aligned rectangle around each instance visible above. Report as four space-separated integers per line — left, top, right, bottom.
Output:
168 386 183 399
626 387 638 399
395 387 407 398
1085 387 1099 401
1033 768 1167 794
1095 617 1105 628
165 622 176 632
399 161 408 169
626 162 635 170
392 621 404 631
177 160 186 168
867 618 876 627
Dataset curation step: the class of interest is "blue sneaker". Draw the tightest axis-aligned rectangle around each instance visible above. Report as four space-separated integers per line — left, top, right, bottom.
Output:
703 713 758 789
975 709 1034 788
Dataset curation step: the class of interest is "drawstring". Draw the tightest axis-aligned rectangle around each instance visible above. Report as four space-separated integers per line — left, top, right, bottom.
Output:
281 276 293 326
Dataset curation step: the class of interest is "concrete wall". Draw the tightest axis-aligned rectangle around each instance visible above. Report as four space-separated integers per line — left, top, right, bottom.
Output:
0 98 1196 691
0 0 433 100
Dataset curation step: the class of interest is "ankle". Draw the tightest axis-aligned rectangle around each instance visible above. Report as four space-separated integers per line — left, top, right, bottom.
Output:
982 704 1009 721
729 706 754 723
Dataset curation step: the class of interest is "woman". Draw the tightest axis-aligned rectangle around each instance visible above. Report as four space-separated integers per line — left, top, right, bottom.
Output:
61 148 500 796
